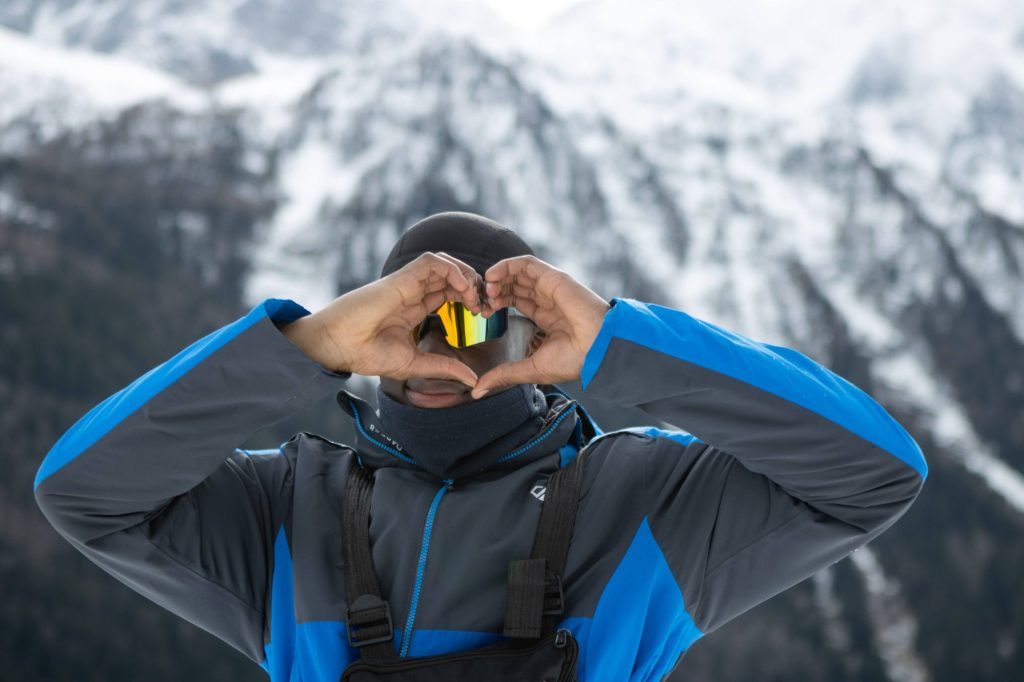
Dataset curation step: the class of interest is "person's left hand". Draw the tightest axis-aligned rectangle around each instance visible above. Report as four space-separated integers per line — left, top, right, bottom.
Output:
470 255 611 399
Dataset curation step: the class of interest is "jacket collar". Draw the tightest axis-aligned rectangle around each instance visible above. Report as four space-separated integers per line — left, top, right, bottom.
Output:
335 384 600 481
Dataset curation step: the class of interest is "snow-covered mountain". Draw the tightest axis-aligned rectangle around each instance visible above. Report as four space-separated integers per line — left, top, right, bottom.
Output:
0 0 407 83
0 0 513 83
2 1 1022 680
0 24 203 149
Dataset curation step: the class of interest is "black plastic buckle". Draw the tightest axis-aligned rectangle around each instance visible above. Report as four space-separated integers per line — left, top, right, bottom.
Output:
542 570 564 616
346 594 394 648
554 628 569 648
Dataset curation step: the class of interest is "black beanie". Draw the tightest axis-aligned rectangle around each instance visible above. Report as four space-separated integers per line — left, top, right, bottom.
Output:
380 211 535 279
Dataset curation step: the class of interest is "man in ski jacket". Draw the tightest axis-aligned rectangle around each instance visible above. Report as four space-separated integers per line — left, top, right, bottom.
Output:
33 211 927 681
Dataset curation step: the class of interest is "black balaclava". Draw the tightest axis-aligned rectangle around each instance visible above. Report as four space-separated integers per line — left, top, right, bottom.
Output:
374 382 549 477
374 211 544 474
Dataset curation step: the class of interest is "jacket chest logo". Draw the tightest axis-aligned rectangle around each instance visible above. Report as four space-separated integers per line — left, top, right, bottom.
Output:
530 483 546 502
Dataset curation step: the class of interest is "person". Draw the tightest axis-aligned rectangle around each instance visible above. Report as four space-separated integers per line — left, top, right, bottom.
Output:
33 211 927 681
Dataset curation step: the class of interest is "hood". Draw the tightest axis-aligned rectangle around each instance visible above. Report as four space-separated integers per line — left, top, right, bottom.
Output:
334 384 601 481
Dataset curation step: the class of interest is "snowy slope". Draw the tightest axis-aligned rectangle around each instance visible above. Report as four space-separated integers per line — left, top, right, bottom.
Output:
0 25 202 148
0 0 514 84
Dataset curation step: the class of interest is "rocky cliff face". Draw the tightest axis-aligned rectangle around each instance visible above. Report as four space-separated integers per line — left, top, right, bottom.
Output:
2 1 1022 680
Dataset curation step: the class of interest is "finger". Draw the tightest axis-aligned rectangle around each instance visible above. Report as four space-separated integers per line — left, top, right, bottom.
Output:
431 268 480 311
470 357 539 399
487 272 538 293
411 253 477 311
409 350 479 388
483 255 546 284
421 279 482 314
424 252 470 290
420 289 450 314
485 280 533 302
486 287 540 317
483 292 540 319
431 252 484 311
433 250 480 279
434 283 481 313
422 284 497 319
477 296 498 316
402 266 467 315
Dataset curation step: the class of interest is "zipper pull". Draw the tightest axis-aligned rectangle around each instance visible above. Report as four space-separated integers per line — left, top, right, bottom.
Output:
443 478 455 491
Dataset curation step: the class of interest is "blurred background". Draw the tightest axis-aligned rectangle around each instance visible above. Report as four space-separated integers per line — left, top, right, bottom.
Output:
2 0 1022 680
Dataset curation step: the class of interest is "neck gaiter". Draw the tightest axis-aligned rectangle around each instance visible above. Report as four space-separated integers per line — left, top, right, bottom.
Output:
374 382 547 476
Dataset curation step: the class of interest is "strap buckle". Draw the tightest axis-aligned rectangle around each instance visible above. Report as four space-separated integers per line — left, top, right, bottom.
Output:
554 628 570 648
346 594 394 648
542 570 564 616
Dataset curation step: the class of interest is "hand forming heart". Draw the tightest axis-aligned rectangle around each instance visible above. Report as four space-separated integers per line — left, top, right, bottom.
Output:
471 255 611 399
280 251 610 397
280 251 486 387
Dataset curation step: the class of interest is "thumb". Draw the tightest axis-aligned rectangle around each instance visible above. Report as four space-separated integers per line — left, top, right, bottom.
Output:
408 351 479 388
470 358 538 399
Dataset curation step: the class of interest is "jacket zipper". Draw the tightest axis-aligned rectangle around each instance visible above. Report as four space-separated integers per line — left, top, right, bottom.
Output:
392 398 589 660
496 401 576 463
399 477 454 657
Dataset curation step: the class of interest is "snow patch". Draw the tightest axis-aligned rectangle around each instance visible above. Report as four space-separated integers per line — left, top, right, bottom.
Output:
0 24 204 144
877 350 1024 515
850 546 931 682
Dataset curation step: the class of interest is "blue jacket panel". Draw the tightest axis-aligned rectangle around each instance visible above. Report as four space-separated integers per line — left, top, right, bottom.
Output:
33 296 925 681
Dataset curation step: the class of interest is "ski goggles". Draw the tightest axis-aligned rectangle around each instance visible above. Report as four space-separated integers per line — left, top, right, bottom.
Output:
412 301 529 348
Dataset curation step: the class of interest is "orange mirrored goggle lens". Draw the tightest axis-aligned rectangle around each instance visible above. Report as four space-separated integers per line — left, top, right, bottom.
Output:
412 301 510 348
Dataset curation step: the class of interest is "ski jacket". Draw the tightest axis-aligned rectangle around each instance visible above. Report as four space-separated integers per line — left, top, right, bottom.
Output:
33 296 928 681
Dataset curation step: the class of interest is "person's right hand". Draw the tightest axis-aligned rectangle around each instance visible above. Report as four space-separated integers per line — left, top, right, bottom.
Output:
282 252 487 388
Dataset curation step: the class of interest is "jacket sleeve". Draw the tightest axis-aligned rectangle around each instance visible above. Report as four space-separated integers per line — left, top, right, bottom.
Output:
578 297 927 636
32 298 352 664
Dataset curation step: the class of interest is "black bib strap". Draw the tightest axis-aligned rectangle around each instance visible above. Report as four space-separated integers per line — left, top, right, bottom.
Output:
343 462 396 660
503 558 547 639
503 448 586 639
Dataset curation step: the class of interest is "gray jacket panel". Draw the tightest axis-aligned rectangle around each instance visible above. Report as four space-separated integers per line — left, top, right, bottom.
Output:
33 295 926 679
